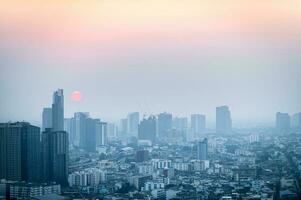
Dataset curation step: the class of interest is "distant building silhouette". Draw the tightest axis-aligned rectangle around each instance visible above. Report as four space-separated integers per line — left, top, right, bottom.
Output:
197 138 208 160
64 118 75 145
119 118 128 137
42 107 52 132
191 114 206 138
138 116 156 143
216 106 232 134
96 121 108 146
0 122 40 183
52 89 64 132
65 112 107 151
74 112 89 148
276 112 290 133
127 112 139 136
291 112 301 129
173 117 188 131
157 112 172 139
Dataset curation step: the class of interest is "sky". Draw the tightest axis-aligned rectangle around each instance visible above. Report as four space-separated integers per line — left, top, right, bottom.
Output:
0 0 301 126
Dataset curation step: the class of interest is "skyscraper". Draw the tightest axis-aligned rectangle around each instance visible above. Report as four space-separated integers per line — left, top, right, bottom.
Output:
75 112 89 148
216 106 232 134
191 114 206 138
157 112 172 139
0 122 40 183
52 89 64 132
291 112 301 129
42 128 68 186
138 116 156 143
276 112 291 133
42 107 52 132
197 138 208 160
107 123 117 138
119 118 128 137
127 112 139 136
41 89 68 186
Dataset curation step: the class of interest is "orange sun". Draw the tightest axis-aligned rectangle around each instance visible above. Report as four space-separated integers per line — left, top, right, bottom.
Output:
71 91 82 102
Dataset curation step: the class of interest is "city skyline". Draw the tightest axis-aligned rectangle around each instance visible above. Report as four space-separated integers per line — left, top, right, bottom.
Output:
1 92 300 128
1 1 301 199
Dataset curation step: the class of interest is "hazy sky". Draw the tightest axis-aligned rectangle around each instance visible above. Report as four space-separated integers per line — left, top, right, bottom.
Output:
1 0 301 126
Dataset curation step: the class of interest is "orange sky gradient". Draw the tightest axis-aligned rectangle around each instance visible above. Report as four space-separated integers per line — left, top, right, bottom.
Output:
1 0 301 57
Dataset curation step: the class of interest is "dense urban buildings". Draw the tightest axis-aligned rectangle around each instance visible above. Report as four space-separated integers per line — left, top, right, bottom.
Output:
1 90 301 200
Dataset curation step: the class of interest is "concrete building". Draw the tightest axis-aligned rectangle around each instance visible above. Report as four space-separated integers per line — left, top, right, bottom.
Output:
0 122 40 183
216 106 232 134
276 112 291 133
9 182 61 199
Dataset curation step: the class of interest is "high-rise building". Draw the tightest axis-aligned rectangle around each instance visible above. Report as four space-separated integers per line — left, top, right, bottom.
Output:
0 122 40 183
42 107 52 132
127 112 139 136
42 128 68 186
276 112 290 132
96 121 108 146
197 138 208 160
52 89 64 132
138 116 156 143
157 112 172 139
68 112 106 151
216 106 232 134
118 118 128 137
191 114 206 138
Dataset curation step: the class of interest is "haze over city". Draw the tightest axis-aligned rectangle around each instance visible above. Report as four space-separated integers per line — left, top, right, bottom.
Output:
1 0 301 125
